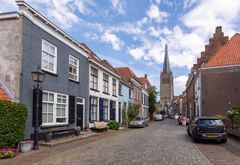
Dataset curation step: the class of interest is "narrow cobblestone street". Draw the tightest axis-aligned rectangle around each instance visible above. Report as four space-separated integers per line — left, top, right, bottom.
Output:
2 119 240 165
35 119 211 165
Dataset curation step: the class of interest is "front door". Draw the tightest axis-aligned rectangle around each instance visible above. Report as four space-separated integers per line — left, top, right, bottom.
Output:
77 97 85 131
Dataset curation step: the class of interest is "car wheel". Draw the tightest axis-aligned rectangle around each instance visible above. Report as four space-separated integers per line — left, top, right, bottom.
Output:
221 139 227 143
187 128 191 136
192 135 198 142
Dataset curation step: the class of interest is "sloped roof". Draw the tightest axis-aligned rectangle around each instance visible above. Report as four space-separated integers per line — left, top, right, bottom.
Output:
163 44 171 73
138 76 152 88
205 33 240 68
80 43 120 77
115 67 142 85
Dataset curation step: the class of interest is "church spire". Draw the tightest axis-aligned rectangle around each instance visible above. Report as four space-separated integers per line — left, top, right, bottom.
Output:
163 44 171 73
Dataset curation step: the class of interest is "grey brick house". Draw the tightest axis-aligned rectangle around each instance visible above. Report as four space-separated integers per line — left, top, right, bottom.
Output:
0 1 90 139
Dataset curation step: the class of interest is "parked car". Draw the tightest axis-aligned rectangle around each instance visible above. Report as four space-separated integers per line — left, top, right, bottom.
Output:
187 117 227 143
155 113 164 121
129 117 149 128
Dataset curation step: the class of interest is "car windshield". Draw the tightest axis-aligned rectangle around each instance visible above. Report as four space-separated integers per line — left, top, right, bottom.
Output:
133 117 143 121
199 119 223 126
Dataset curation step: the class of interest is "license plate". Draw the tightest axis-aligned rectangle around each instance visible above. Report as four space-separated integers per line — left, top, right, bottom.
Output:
207 134 218 138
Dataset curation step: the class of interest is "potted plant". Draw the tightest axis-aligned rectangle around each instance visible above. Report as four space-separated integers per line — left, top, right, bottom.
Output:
75 126 81 136
43 128 52 142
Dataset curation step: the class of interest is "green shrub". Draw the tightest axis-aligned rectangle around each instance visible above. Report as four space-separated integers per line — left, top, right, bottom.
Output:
0 100 28 148
227 107 240 129
107 120 120 130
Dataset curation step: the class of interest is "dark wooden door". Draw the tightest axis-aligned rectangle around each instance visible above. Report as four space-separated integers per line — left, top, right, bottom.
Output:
77 104 84 131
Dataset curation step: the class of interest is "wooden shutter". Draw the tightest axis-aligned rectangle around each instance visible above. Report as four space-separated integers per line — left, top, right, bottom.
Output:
99 98 104 121
89 96 92 121
69 95 75 124
110 100 116 120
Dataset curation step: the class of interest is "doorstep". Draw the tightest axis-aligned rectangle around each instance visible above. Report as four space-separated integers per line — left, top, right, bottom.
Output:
39 131 98 147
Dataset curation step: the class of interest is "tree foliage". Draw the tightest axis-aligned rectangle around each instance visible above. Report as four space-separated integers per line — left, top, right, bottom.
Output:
148 86 158 115
123 103 140 126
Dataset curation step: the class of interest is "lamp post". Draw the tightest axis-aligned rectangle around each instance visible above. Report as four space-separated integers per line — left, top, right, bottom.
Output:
31 67 45 150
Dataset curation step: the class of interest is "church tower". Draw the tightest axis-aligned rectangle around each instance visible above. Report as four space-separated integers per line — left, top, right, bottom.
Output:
160 44 174 107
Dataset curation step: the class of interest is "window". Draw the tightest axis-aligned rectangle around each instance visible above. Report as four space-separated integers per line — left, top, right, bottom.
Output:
119 84 122 95
69 55 79 81
90 97 98 121
103 74 109 93
129 89 132 99
42 91 68 125
103 99 108 120
90 67 98 90
41 40 57 74
112 78 117 96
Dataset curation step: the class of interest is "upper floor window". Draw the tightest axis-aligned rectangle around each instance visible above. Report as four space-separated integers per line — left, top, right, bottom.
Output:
103 73 109 93
41 39 57 74
90 67 98 90
69 55 79 81
112 78 117 96
129 89 132 99
119 84 122 96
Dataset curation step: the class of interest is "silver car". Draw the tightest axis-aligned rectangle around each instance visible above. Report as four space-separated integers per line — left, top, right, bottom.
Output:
129 117 149 128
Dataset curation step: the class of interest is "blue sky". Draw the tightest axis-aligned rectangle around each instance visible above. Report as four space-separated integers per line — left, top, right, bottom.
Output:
1 0 240 97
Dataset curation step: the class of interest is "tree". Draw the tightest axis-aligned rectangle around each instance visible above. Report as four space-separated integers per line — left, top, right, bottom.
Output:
148 86 157 119
123 103 140 126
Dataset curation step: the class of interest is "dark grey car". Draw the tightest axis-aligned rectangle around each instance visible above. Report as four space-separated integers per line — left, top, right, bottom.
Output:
187 117 227 143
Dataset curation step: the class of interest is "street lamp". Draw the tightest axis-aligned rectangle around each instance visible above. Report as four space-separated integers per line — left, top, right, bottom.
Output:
31 67 45 150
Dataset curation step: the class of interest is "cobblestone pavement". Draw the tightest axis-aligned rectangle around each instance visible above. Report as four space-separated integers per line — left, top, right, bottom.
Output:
33 119 211 165
196 135 240 165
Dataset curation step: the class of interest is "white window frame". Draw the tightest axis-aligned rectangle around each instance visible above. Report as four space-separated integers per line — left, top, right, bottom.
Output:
41 39 57 74
42 90 68 126
112 78 117 96
90 67 98 90
103 73 109 93
69 55 79 82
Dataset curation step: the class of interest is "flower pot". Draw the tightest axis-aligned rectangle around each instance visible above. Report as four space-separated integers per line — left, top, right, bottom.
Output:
19 141 33 153
44 134 52 142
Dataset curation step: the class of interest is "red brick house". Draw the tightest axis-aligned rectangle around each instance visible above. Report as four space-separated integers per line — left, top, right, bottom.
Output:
184 26 228 118
201 33 240 116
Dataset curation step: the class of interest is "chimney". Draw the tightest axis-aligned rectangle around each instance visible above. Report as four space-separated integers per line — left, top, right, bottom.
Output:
215 26 222 33
144 74 147 78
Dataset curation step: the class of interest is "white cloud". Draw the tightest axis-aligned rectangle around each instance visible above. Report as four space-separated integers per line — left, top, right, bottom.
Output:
155 0 161 5
146 4 168 23
183 0 198 9
101 30 124 51
110 0 126 15
182 0 240 37
0 0 17 12
174 75 188 94
129 48 145 60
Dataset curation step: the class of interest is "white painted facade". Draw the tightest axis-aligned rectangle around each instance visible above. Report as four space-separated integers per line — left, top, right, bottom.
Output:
195 70 202 117
141 88 149 118
89 62 120 126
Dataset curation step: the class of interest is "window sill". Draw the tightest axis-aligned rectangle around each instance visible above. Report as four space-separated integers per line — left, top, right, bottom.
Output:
42 70 58 77
103 92 110 95
40 124 69 129
69 78 80 84
119 94 123 96
90 88 99 92
112 95 117 97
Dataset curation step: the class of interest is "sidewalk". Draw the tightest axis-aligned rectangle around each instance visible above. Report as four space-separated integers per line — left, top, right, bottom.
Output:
0 128 129 165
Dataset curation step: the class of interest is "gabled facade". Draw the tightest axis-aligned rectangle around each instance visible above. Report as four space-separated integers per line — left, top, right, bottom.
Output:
81 44 120 125
117 77 133 124
0 1 90 138
193 26 229 117
138 74 151 118
200 33 240 116
115 67 143 115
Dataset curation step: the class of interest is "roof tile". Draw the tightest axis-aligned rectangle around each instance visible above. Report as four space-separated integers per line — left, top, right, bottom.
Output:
205 33 240 68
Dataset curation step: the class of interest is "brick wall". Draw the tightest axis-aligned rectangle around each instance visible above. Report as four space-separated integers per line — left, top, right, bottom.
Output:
201 66 240 116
